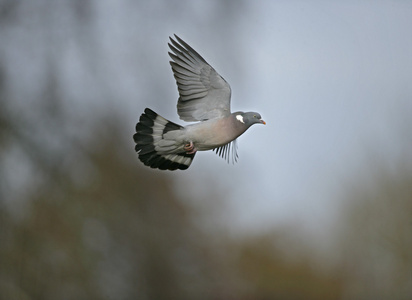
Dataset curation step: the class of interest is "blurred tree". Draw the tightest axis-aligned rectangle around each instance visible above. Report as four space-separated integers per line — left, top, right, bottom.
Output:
0 119 226 300
1 113 348 299
0 1 229 297
336 165 412 299
233 233 343 300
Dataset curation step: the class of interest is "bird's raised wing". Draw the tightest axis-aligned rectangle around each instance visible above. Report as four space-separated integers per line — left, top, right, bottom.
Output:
168 35 231 122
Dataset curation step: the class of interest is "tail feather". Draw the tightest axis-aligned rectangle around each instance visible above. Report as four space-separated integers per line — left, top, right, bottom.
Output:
133 108 195 170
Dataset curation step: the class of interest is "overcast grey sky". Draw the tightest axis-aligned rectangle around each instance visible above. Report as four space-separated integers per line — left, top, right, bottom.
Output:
2 0 412 246
167 1 412 238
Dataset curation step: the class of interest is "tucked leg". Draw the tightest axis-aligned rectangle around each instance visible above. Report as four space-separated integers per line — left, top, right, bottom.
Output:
184 141 197 154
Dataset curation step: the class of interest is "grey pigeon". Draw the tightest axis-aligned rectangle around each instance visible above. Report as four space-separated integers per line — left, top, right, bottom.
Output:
133 35 265 170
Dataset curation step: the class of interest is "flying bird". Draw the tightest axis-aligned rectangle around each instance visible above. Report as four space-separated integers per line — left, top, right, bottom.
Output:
133 35 265 170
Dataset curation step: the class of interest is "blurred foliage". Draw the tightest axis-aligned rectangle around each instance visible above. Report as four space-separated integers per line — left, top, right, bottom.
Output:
234 235 343 300
0 118 345 299
336 166 412 300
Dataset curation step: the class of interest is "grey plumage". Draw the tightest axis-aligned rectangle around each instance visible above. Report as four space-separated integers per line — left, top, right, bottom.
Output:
133 35 265 171
168 35 231 122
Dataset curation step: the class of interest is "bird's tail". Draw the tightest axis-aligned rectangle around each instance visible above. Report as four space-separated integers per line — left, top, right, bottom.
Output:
133 108 195 170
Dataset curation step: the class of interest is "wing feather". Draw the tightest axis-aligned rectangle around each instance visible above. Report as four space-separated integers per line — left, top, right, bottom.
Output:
169 35 231 122
213 140 238 164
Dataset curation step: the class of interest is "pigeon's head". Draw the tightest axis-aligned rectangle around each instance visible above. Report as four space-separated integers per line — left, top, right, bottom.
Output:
236 112 266 127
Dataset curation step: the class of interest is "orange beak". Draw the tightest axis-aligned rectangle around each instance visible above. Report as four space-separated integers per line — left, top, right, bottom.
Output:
261 120 266 125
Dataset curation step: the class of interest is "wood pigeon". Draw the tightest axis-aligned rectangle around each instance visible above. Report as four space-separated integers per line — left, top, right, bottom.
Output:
133 35 265 170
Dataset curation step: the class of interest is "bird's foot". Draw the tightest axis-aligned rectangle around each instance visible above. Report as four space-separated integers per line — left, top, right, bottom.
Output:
184 141 197 154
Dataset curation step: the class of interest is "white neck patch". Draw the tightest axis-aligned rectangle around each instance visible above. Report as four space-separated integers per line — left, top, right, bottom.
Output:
236 114 244 124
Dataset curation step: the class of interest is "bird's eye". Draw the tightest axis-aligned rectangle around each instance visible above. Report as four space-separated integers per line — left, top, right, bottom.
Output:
253 115 257 118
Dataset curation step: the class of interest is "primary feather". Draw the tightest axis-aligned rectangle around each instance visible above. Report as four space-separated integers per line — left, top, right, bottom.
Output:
169 35 232 122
